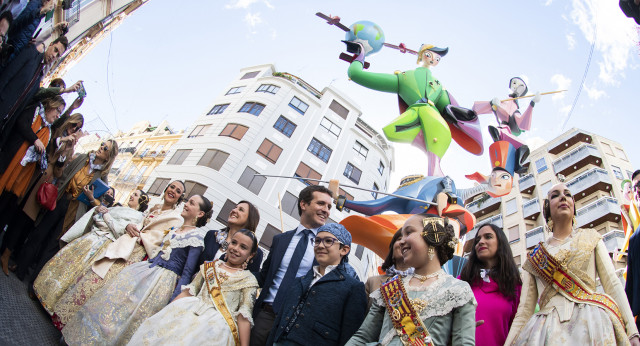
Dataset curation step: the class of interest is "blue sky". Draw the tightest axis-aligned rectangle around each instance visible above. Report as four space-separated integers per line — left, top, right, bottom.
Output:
61 0 640 189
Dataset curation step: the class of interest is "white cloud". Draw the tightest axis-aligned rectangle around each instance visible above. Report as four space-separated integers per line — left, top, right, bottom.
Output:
583 82 606 100
566 32 576 50
244 12 262 28
545 0 554 5
225 0 273 9
525 136 547 151
550 74 572 100
569 0 638 85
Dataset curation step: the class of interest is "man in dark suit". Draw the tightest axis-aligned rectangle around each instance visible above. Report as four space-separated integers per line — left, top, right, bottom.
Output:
626 170 640 330
0 35 67 150
250 184 333 346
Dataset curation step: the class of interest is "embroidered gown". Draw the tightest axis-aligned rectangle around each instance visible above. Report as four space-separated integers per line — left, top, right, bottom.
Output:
506 228 639 345
128 260 258 345
346 273 476 346
33 206 143 315
46 206 182 329
61 228 204 345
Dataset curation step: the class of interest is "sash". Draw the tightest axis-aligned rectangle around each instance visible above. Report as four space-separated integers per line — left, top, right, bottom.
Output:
526 243 624 326
204 260 240 345
380 275 433 346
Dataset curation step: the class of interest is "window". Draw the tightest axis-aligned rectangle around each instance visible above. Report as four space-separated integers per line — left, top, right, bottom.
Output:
216 199 236 225
207 104 230 115
260 224 281 251
372 183 379 199
506 198 517 215
220 123 249 140
353 141 369 159
329 100 349 119
256 84 280 94
225 86 245 95
123 166 135 180
184 180 207 198
197 149 229 171
148 178 170 196
240 71 259 79
289 96 309 115
294 162 322 185
257 139 283 164
378 161 385 175
344 162 362 184
273 116 296 137
514 255 521 267
238 167 266 195
541 181 552 196
602 142 614 155
508 225 520 243
535 158 547 173
188 124 211 138
615 147 628 161
168 149 192 165
355 245 365 260
238 102 265 116
307 138 332 163
281 192 300 220
339 188 354 212
320 117 341 138
612 165 624 180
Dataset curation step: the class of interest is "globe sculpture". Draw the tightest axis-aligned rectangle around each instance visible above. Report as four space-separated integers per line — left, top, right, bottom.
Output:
345 20 385 56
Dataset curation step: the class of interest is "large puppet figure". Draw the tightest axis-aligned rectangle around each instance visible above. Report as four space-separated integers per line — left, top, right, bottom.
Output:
472 77 541 149
345 41 483 176
465 140 530 198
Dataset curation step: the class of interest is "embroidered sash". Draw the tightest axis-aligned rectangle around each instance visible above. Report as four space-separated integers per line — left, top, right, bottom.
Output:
526 243 624 326
204 260 240 345
380 275 433 346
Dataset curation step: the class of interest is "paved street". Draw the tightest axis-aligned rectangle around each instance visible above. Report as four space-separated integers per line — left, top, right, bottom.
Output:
0 272 60 345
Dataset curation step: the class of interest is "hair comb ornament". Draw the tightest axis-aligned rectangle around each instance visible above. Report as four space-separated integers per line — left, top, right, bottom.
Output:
421 217 447 245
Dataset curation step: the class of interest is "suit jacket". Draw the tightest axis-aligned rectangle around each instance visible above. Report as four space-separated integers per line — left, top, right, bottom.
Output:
198 229 263 272
0 103 38 173
626 227 640 316
254 228 317 317
267 262 368 346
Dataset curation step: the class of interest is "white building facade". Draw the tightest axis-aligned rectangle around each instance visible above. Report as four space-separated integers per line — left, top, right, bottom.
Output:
147 64 395 280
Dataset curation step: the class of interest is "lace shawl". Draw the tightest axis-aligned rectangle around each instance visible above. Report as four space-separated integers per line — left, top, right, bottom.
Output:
156 228 206 260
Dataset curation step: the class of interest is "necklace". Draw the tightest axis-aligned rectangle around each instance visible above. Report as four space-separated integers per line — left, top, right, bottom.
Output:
551 233 572 244
222 262 242 271
413 269 445 282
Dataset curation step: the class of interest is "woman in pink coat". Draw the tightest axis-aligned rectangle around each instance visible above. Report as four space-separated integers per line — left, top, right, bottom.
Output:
459 223 522 346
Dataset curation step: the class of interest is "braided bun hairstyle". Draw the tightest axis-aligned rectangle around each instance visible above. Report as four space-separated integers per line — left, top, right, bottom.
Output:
195 195 213 227
419 214 457 265
137 190 150 212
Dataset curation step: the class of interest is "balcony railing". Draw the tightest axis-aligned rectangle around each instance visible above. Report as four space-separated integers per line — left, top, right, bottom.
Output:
546 128 593 155
565 167 612 201
552 144 601 176
465 196 502 217
525 226 545 249
603 229 625 253
576 197 620 228
519 174 535 194
119 147 136 154
523 198 541 220
272 72 322 99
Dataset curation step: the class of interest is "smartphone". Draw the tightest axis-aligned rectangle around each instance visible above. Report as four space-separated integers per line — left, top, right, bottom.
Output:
32 28 42 40
77 81 87 98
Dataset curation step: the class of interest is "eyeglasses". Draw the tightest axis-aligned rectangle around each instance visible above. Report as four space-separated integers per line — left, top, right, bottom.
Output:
100 142 110 151
312 236 342 248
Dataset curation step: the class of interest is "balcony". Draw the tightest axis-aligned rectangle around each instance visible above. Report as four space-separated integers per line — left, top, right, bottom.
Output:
465 196 502 218
519 174 535 194
118 147 136 154
576 197 621 229
602 230 625 253
565 168 612 202
525 226 545 249
273 72 322 99
552 144 602 177
546 128 593 155
523 198 541 221
463 215 503 253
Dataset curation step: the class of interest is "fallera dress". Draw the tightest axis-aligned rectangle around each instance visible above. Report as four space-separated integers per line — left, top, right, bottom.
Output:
128 260 258 345
506 228 639 345
61 227 204 345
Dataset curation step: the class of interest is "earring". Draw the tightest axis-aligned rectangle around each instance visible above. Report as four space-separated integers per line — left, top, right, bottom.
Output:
242 259 249 270
193 217 198 225
572 216 577 227
546 219 554 232
428 247 435 261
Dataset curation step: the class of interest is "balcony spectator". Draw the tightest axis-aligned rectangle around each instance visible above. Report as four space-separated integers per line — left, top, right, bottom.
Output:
4 0 55 64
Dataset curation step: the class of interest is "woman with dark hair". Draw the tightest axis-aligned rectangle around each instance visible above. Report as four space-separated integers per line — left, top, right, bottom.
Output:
506 183 640 345
199 200 263 272
129 228 260 345
63 194 212 345
45 182 183 329
347 214 476 345
33 190 149 317
364 229 413 307
459 223 521 346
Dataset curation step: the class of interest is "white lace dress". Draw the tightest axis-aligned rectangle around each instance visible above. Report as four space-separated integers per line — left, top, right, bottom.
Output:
346 273 477 346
